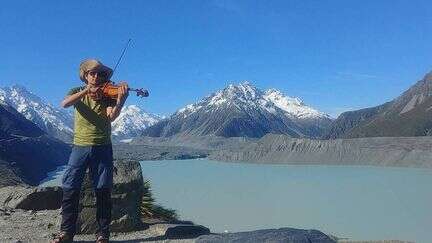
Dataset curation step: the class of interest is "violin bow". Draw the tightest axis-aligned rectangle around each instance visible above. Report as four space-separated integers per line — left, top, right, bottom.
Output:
112 39 149 98
112 38 132 77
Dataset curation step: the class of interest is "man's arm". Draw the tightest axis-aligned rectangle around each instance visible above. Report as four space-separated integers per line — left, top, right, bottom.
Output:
61 86 90 108
107 83 129 122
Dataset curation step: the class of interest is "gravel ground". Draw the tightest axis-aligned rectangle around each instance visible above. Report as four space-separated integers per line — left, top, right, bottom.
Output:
0 208 198 242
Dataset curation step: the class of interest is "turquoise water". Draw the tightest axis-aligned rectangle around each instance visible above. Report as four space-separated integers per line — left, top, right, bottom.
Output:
41 159 432 243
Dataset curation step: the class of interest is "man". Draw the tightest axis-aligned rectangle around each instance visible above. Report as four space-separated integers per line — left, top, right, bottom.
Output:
52 59 128 243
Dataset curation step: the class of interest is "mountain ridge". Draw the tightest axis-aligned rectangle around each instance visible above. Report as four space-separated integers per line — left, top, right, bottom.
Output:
324 71 432 138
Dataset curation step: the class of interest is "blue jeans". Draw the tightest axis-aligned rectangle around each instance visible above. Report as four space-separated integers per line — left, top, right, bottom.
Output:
60 144 113 237
62 144 114 190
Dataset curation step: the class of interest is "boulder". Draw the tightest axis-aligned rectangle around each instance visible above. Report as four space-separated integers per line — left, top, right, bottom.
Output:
149 223 210 239
195 227 336 243
0 186 62 210
77 160 146 233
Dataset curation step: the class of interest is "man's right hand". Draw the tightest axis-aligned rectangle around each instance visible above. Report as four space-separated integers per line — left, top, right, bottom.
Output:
61 86 93 108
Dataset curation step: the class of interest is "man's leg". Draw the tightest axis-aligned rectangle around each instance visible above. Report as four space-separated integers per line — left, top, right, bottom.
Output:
60 145 90 237
89 144 114 239
95 188 112 238
60 188 81 237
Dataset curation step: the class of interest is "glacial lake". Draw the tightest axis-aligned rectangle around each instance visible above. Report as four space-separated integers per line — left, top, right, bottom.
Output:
40 159 432 243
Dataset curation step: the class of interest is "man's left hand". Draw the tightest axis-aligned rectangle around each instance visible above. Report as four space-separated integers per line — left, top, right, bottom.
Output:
117 82 129 104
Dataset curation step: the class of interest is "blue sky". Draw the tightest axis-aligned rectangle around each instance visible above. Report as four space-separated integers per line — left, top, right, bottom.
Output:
1 0 432 118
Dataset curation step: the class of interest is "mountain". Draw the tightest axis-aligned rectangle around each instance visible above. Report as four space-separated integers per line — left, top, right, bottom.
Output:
112 105 161 140
142 82 332 138
0 102 70 186
324 71 432 138
263 88 333 137
0 85 161 142
0 101 45 139
0 85 74 142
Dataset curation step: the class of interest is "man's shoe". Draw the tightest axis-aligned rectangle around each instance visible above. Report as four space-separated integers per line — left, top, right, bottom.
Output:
51 231 73 243
96 234 109 243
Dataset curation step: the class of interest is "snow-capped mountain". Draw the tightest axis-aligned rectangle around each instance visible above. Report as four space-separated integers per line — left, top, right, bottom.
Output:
143 81 332 138
112 105 161 140
0 85 161 142
263 89 330 120
0 85 74 142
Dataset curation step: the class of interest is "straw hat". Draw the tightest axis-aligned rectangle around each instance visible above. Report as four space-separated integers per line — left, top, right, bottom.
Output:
79 59 113 82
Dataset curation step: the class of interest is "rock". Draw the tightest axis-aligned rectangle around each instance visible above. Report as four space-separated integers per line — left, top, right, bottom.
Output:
0 186 31 209
77 160 147 233
165 225 210 239
0 186 62 210
0 159 26 188
149 223 210 239
195 227 336 243
110 215 137 232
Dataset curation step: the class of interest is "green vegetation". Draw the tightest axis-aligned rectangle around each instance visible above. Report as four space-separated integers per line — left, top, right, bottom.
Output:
140 179 178 221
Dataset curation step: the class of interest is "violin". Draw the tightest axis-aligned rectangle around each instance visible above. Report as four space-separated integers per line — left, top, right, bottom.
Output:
100 81 149 100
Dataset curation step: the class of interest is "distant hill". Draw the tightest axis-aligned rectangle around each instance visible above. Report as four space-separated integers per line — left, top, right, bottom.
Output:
324 71 432 138
143 82 332 138
0 102 70 187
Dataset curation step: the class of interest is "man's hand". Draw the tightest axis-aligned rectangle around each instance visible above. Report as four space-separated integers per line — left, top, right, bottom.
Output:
116 82 129 105
61 86 89 108
107 82 129 122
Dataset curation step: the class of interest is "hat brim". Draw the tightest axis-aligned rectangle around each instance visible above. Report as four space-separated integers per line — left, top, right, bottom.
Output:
79 60 113 82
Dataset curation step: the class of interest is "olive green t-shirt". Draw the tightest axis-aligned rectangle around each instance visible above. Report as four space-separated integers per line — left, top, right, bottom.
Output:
68 86 116 145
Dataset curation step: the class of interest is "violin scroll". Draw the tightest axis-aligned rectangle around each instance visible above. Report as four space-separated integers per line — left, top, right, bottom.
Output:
132 88 149 98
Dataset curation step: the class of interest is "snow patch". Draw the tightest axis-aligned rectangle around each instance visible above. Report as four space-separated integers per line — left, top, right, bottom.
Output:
263 89 329 119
